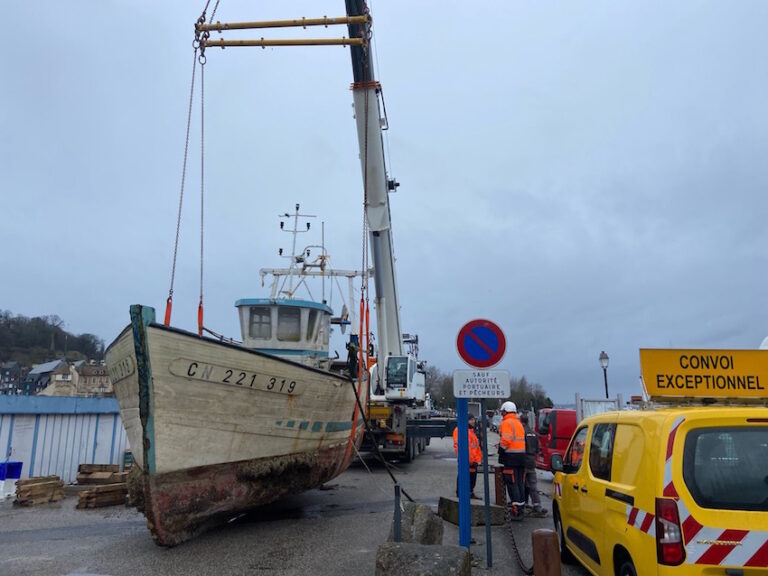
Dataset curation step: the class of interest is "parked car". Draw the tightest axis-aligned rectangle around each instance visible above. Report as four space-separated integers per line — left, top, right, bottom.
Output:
490 414 502 432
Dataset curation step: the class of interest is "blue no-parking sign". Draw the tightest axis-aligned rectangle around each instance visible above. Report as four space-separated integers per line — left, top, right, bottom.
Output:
456 319 506 368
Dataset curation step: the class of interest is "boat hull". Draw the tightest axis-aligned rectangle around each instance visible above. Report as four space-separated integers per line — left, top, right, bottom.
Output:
106 305 364 546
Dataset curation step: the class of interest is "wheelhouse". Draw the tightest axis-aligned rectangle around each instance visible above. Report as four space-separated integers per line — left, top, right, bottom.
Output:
235 298 332 368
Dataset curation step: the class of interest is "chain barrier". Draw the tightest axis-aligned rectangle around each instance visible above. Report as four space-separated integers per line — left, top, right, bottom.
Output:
503 506 535 575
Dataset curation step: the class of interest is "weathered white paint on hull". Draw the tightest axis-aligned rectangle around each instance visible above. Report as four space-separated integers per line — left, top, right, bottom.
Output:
106 321 364 477
108 326 144 469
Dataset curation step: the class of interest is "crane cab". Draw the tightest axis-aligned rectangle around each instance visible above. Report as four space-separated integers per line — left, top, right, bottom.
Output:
383 355 425 403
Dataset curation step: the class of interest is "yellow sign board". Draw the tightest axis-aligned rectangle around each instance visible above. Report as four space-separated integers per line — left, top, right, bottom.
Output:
639 348 768 399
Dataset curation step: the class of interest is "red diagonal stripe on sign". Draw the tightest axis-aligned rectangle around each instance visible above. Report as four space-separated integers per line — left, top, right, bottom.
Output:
467 329 495 356
695 529 748 565
627 507 639 526
640 513 655 533
745 538 768 567
663 482 678 498
666 427 677 460
682 514 703 543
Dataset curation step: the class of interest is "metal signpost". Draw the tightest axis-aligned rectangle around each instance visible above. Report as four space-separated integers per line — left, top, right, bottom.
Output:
454 319 509 567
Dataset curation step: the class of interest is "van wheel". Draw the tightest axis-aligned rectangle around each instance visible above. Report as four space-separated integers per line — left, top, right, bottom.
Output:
553 509 574 564
618 560 637 576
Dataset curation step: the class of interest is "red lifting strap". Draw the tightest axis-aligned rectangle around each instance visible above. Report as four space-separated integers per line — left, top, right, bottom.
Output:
197 301 204 336
164 297 173 326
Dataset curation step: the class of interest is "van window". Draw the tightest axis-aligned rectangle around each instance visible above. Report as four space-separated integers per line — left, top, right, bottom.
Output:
682 427 768 512
589 423 616 481
611 424 645 486
564 426 588 471
538 412 550 434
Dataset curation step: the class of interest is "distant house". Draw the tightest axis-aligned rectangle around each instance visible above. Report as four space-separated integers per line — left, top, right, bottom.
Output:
21 359 66 395
38 362 76 396
36 361 113 397
1 362 21 395
74 362 113 396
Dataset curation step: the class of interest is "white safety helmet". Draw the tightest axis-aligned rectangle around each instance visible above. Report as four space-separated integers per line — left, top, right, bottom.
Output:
500 401 517 414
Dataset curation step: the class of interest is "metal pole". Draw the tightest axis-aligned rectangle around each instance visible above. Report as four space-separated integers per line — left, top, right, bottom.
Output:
480 399 492 568
602 367 609 399
393 483 401 542
457 398 471 548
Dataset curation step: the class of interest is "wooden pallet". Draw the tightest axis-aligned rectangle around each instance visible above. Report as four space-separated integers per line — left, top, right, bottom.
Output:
14 476 65 506
76 483 128 509
76 464 126 485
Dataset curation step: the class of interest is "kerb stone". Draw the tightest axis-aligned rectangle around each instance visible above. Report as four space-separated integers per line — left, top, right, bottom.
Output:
375 542 471 576
388 502 443 545
437 496 506 526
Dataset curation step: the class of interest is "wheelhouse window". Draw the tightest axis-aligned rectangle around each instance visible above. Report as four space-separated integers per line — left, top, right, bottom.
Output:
306 309 319 342
277 307 301 342
249 306 271 340
683 427 768 512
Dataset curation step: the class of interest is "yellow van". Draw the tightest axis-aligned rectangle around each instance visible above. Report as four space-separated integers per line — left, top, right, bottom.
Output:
551 349 768 576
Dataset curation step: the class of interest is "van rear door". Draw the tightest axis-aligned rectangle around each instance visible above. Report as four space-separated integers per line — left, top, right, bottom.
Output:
672 411 768 571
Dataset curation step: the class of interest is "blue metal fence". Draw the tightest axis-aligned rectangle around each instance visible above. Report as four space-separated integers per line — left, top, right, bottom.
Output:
0 396 128 483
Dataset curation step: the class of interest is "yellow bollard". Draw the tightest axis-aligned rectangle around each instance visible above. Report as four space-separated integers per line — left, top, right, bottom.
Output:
532 529 561 576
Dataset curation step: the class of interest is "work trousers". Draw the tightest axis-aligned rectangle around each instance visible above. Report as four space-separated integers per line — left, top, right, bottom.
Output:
456 464 478 495
503 465 526 519
524 466 542 509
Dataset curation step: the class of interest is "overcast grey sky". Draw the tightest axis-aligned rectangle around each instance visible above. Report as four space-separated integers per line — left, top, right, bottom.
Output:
2 1 767 404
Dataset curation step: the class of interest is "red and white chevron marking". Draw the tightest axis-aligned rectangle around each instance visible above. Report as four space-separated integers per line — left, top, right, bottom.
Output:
676 496 768 567
553 481 562 497
662 416 768 567
626 505 656 537
662 415 685 498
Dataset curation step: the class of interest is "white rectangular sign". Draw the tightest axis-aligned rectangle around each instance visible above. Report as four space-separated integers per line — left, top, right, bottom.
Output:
453 369 510 398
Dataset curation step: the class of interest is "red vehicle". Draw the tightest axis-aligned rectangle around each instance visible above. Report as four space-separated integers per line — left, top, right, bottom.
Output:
534 408 577 472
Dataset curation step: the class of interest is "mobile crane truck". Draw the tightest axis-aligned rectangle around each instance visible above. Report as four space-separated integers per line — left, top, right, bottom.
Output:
345 1 453 461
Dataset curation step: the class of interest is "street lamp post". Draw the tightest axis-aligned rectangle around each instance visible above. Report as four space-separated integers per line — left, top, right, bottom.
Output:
599 351 609 399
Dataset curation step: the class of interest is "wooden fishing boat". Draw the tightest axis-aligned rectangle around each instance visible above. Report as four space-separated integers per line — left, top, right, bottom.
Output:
106 302 365 546
105 2 387 546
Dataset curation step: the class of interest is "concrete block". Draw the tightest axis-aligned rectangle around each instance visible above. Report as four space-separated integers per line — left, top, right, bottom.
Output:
375 542 471 576
389 502 443 545
437 496 506 526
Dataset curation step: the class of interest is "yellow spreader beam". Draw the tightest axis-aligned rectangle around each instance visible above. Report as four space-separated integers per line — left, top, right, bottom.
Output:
202 37 363 48
196 15 368 32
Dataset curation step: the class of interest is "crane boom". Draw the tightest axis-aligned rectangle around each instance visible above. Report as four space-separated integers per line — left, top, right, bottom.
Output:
345 1 424 403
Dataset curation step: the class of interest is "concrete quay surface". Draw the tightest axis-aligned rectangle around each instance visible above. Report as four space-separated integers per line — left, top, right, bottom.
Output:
0 434 589 576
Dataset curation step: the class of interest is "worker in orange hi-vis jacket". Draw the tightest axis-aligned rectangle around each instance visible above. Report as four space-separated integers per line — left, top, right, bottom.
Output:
498 401 526 520
453 413 483 499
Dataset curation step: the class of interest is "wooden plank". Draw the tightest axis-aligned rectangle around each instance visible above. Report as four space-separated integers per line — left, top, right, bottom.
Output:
79 483 127 495
15 475 60 486
78 464 119 474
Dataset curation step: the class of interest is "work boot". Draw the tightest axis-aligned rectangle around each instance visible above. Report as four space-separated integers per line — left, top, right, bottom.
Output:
532 508 548 518
470 493 481 500
509 504 524 521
